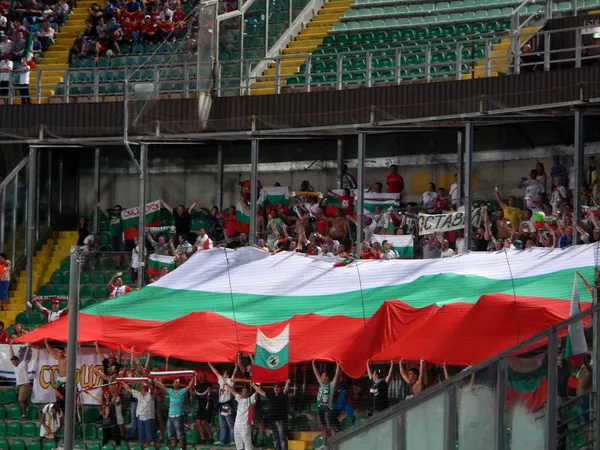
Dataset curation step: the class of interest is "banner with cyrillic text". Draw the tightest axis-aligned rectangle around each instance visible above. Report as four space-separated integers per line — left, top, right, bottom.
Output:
418 208 483 235
32 348 104 405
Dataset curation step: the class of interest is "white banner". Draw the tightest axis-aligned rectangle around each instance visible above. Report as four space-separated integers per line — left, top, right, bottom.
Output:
418 208 483 235
32 348 104 405
0 345 36 382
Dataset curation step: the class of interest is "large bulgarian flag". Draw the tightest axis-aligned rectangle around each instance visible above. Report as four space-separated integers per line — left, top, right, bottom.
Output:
14 244 597 378
507 353 548 412
147 254 175 278
236 201 250 234
253 325 289 383
565 274 588 367
121 200 161 240
371 234 414 258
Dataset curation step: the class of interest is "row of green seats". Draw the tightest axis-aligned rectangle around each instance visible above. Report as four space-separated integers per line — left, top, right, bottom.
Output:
323 25 497 44
51 269 130 285
0 421 38 438
70 53 191 69
0 405 38 421
67 67 187 83
58 255 128 274
0 438 58 450
0 391 17 405
346 0 521 18
333 11 512 30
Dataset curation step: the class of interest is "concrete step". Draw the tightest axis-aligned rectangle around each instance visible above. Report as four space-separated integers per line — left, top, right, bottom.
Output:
250 87 276 95
281 47 312 55
320 5 350 13
270 57 306 68
262 66 299 77
308 18 338 27
296 31 327 40
288 38 322 48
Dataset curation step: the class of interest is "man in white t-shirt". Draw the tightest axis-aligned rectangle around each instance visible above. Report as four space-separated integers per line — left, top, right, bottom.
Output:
380 240 399 260
449 173 459 209
0 54 11 102
194 228 213 251
520 169 543 209
10 343 30 418
223 383 259 450
130 237 140 285
208 363 238 446
33 300 68 322
440 239 455 258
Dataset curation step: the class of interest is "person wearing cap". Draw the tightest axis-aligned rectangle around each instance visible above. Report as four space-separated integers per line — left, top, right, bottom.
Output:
33 299 68 322
9 342 30 418
140 15 157 42
95 341 122 375
366 360 393 416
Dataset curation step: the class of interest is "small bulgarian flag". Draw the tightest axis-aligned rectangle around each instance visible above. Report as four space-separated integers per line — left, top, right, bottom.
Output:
253 324 289 383
236 201 250 234
325 190 354 217
121 200 161 240
147 254 175 278
565 275 588 367
372 234 414 259
357 193 398 214
258 187 291 208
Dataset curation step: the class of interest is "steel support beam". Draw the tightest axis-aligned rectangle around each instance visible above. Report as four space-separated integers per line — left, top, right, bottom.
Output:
356 133 366 258
25 146 37 304
93 148 100 233
594 285 600 450
63 250 80 450
573 109 584 244
47 149 52 229
216 144 223 210
546 332 558 450
336 138 343 189
11 171 18 266
249 139 259 244
35 150 41 241
58 153 63 215
496 359 507 450
137 145 147 289
464 123 474 249
456 130 464 207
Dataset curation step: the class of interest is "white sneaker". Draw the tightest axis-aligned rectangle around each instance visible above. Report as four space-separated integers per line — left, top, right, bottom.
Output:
213 441 223 445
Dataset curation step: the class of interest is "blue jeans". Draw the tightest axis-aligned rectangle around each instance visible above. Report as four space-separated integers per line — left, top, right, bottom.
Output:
272 420 288 450
218 414 235 444
0 281 9 301
138 418 156 443
167 415 184 440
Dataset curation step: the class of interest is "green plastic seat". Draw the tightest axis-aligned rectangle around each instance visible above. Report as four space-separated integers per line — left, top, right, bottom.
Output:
91 272 105 284
27 441 41 450
25 406 37 420
101 445 114 450
50 271 63 284
7 405 21 420
115 446 128 450
10 440 24 450
88 446 101 450
37 284 54 296
84 424 96 440
93 285 109 300
74 444 86 450
3 390 16 404
0 423 5 437
80 272 91 284
101 258 115 271
129 446 142 450
186 429 198 444
97 427 103 441
79 285 93 300
54 285 68 296
14 312 28 325
84 407 100 423
60 257 70 271
7 422 21 437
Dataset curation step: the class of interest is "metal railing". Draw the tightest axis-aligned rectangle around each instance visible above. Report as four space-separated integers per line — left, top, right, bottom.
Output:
329 295 600 450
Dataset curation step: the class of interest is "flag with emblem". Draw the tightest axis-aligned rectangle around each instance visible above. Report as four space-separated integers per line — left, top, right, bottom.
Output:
253 325 289 383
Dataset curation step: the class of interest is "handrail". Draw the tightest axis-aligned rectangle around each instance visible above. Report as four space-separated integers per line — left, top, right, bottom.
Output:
329 286 600 447
0 155 28 193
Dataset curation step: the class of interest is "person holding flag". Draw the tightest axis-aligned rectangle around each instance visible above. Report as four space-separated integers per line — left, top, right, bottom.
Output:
222 382 260 450
120 381 156 447
252 381 290 450
208 362 238 446
312 360 341 444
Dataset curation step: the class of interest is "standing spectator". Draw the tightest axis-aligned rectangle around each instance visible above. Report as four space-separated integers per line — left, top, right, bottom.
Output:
108 273 133 299
550 177 568 215
311 360 341 444
0 321 9 343
120 382 156 447
0 33 12 58
54 0 69 26
494 187 521 230
0 253 10 311
253 381 289 450
15 57 30 104
536 162 548 193
97 202 124 268
440 239 455 258
449 173 459 210
80 238 93 273
341 164 357 190
140 15 157 42
380 240 398 259
11 31 25 62
520 170 543 209
83 390 121 447
0 13 6 35
551 155 568 187
147 232 170 255
37 21 55 50
30 35 42 63
193 372 213 445
68 31 87 65
78 216 90 246
194 228 213 251
208 363 238 446
386 164 404 194
222 383 259 450
39 403 62 446
399 359 426 399
433 187 449 213
33 300 68 322
221 206 238 241
172 234 192 265
129 236 140 285
422 183 438 212
238 173 263 199
10 343 30 418
0 54 12 103
366 360 393 416
161 199 197 238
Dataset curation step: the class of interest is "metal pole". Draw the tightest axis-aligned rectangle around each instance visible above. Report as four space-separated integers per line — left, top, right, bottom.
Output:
216 144 223 211
464 122 474 249
495 359 507 450
93 148 100 234
456 130 464 208
546 332 558 450
336 138 343 189
249 139 259 244
63 249 80 450
573 109 584 244
137 145 147 290
11 172 18 266
356 133 366 258
444 385 457 450
58 153 63 215
35 150 41 241
47 149 52 229
594 285 600 450
0 186 5 253
25 146 37 304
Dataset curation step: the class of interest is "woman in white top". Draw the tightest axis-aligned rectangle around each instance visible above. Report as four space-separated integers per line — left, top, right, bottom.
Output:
536 162 547 193
422 182 438 212
16 57 30 104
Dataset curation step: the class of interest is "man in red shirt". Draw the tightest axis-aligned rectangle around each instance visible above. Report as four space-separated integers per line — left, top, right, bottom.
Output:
172 3 186 24
238 174 263 198
158 18 174 38
386 165 404 194
434 187 449 213
0 321 9 344
120 15 138 43
140 15 157 42
221 206 238 240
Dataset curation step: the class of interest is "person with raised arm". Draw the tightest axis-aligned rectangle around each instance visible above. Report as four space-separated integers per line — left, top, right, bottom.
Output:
208 362 238 446
153 376 194 449
120 381 156 447
192 372 213 444
253 381 290 450
160 199 198 238
222 382 260 450
88 361 126 437
9 342 30 418
34 300 68 323
95 341 122 375
399 359 427 399
312 360 341 443
82 389 121 447
366 360 393 416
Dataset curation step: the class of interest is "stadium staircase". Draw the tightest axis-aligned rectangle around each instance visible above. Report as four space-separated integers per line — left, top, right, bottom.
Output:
7 232 75 327
28 2 93 103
